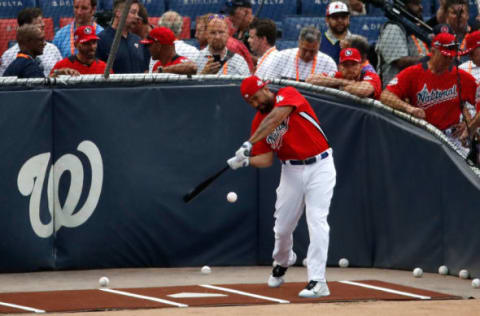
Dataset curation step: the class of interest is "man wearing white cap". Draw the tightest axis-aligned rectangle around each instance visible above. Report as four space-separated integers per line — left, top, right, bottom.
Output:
380 32 479 154
320 1 352 64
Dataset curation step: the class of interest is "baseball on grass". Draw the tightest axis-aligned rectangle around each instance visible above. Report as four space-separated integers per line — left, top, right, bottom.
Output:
472 278 480 288
201 265 211 274
227 192 238 203
338 258 349 268
413 267 423 278
98 276 109 287
459 269 469 279
438 265 448 275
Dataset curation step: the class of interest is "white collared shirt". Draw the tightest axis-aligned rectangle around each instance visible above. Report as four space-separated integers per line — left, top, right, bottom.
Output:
254 46 280 79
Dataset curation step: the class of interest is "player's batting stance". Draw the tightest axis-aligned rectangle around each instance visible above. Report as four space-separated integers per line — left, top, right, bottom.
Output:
227 76 336 298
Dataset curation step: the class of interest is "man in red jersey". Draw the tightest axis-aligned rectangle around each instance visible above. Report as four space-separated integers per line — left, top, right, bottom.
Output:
380 32 479 151
50 25 110 76
227 76 336 298
306 48 382 100
141 27 197 75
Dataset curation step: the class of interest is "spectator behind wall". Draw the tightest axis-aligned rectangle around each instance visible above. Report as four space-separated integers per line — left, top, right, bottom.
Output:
53 0 104 58
340 34 376 73
50 25 112 76
320 1 352 64
306 48 382 100
248 18 279 78
96 0 148 73
131 2 153 39
3 25 77 78
196 13 254 73
443 0 471 62
375 0 429 88
0 8 63 77
263 26 337 81
224 0 253 50
194 16 250 76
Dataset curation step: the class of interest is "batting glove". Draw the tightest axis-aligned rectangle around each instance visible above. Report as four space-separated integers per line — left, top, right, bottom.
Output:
235 141 252 159
227 156 249 170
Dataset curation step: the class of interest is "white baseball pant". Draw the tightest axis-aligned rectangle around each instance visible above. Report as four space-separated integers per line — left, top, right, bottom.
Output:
272 148 336 282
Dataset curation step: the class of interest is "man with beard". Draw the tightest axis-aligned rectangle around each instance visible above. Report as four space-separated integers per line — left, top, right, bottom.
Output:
194 16 250 76
142 27 197 75
53 0 104 58
263 26 337 81
50 25 110 75
306 48 382 99
376 0 429 88
227 75 336 298
96 0 148 73
380 32 479 155
4 25 76 78
320 1 352 64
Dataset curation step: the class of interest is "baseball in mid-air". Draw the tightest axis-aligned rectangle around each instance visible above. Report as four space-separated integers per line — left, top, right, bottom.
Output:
338 258 349 268
459 269 469 279
201 265 211 274
98 276 109 287
227 192 238 203
438 265 448 275
413 267 423 278
472 278 480 288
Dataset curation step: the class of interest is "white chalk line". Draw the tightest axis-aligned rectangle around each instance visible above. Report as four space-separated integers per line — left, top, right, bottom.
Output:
339 280 431 300
0 301 45 313
99 288 188 307
200 284 290 304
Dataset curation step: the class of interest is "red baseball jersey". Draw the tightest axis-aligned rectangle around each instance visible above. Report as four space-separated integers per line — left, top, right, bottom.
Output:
250 86 330 160
152 55 190 72
50 56 110 75
386 63 479 130
334 70 382 100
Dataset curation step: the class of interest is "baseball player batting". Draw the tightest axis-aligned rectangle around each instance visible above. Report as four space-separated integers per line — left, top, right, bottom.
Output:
227 76 336 298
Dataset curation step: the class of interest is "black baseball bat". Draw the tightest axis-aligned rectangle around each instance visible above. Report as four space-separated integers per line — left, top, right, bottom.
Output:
183 165 230 203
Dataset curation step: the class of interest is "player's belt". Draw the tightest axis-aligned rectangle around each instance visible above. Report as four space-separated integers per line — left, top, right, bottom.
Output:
282 151 329 165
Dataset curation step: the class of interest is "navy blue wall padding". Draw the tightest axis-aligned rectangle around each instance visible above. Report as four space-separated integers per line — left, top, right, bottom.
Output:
0 0 36 18
0 81 479 276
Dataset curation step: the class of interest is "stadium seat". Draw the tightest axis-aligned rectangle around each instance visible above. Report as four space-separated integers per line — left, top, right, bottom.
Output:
44 17 55 41
167 0 220 22
469 0 478 26
349 16 387 43
282 16 326 40
300 0 329 16
275 39 297 50
252 0 297 23
148 16 159 26
99 0 114 10
59 17 74 28
0 0 36 19
143 0 166 16
0 19 17 55
368 1 437 18
38 0 74 28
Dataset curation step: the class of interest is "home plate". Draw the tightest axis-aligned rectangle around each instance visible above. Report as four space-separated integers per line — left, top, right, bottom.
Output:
168 292 228 298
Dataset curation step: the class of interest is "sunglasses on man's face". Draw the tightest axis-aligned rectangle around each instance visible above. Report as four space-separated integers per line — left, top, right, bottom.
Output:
208 14 225 21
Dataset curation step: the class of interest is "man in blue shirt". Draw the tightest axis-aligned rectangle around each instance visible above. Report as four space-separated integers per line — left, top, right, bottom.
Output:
96 0 148 74
320 1 352 64
53 0 104 58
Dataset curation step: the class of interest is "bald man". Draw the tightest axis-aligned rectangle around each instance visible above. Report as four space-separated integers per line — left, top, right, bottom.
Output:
193 16 250 75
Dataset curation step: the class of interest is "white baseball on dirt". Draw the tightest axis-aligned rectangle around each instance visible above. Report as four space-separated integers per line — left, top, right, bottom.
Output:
201 265 211 274
459 269 469 279
413 267 423 278
99 276 109 287
472 278 480 288
339 258 349 268
438 265 448 275
227 192 238 203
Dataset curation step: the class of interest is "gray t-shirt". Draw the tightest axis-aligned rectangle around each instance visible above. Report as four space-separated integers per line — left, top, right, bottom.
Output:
376 23 428 88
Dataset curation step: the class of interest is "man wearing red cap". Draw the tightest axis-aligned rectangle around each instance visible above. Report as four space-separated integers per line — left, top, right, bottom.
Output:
380 32 479 153
227 76 336 298
460 30 480 81
141 27 197 75
306 48 382 100
50 25 110 75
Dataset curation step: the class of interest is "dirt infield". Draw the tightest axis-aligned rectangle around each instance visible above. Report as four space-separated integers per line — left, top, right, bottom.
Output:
0 266 478 315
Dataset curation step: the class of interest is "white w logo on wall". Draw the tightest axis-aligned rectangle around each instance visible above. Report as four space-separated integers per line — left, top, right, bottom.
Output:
17 141 103 238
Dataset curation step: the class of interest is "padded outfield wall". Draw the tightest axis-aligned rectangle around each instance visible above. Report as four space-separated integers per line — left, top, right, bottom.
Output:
0 76 479 278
